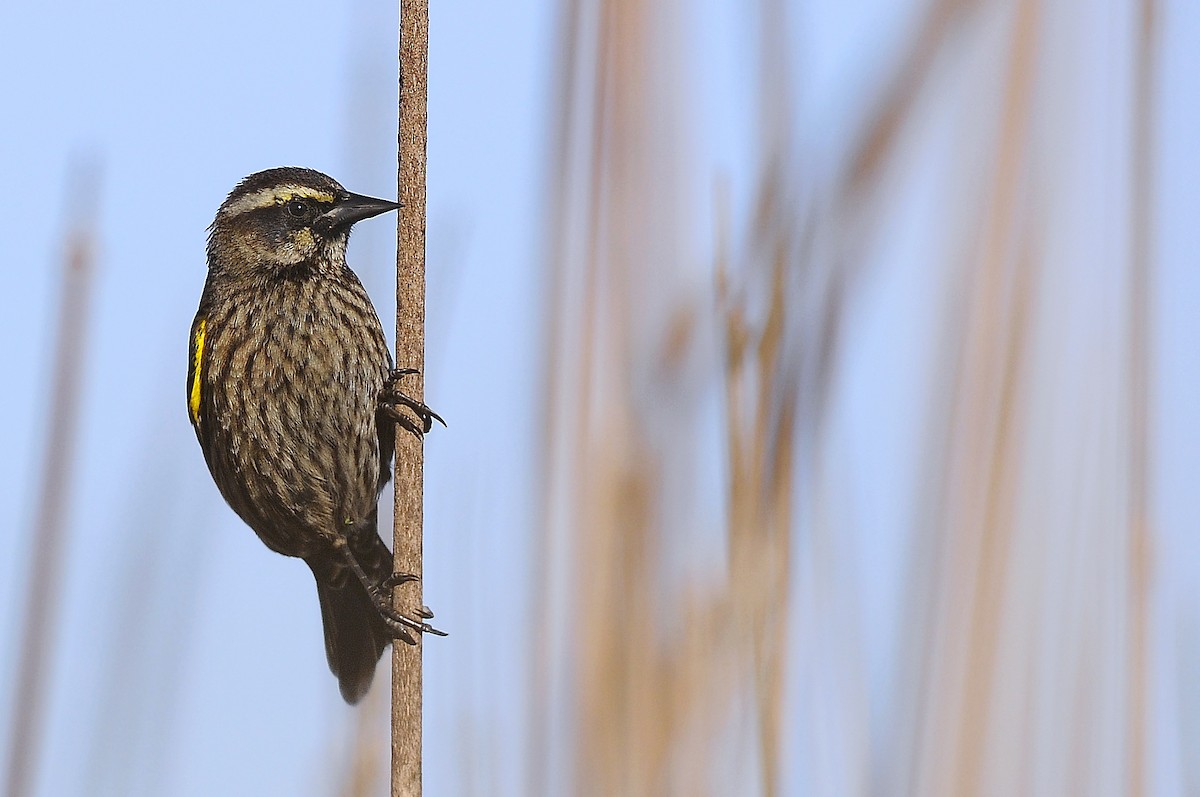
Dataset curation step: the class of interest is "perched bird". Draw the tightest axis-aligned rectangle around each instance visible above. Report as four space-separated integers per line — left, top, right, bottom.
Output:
188 167 445 703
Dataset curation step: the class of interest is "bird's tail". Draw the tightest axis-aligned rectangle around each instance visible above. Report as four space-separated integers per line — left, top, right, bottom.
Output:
307 532 394 704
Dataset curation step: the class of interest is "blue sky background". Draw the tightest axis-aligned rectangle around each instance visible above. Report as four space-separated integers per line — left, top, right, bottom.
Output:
1 0 1198 795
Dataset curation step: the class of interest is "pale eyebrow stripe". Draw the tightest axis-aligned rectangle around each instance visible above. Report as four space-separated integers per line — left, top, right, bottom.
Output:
222 185 336 217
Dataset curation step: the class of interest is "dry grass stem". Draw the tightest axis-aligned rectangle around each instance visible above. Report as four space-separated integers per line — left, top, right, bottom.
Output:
3 170 99 797
393 2 430 794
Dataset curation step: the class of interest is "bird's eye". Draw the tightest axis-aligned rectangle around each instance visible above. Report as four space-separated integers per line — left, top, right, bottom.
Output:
286 200 310 218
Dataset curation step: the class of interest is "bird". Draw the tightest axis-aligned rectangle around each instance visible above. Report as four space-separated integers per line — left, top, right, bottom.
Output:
187 167 445 703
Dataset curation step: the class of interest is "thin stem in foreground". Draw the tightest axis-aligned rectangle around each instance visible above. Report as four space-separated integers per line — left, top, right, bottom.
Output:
392 2 430 797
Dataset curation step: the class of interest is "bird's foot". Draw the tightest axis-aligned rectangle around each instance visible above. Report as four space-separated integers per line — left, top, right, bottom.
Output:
335 542 448 644
378 572 445 644
381 573 434 624
379 368 445 438
377 586 447 644
376 601 447 645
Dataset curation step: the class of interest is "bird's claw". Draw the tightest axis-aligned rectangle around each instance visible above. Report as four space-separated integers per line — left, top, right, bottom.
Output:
380 605 448 644
382 571 420 589
379 368 446 439
380 571 445 642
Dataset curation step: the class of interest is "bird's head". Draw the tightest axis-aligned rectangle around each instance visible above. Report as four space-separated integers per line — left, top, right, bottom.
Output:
208 167 399 276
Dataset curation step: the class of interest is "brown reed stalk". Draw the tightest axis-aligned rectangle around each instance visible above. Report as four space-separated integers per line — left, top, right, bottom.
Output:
526 0 584 792
534 1 1163 793
530 1 815 794
393 1 429 794
843 0 974 205
1127 1 1158 793
942 2 1040 793
718 222 801 797
3 169 98 797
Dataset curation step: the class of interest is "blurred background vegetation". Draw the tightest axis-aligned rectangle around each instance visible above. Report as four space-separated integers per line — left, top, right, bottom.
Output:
1 0 1196 795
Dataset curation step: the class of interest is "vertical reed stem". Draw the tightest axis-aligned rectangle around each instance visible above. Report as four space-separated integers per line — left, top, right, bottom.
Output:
3 178 97 797
392 2 429 795
1127 1 1157 793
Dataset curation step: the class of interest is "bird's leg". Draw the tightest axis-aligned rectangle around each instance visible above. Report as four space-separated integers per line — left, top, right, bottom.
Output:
332 538 447 643
379 368 446 437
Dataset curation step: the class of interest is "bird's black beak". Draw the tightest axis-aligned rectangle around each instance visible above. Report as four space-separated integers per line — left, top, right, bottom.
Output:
314 192 401 235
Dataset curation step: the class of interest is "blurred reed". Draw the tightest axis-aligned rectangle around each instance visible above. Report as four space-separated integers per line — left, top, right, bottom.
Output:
528 0 1159 796
336 687 387 797
892 2 1157 794
1127 0 1158 793
530 0 816 794
8 1 1152 794
3 167 100 797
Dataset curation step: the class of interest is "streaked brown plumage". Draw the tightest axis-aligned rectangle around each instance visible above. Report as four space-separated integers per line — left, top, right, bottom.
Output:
188 167 443 703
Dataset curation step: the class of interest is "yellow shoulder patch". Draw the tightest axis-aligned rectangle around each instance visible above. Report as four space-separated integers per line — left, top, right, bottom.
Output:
189 319 206 424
